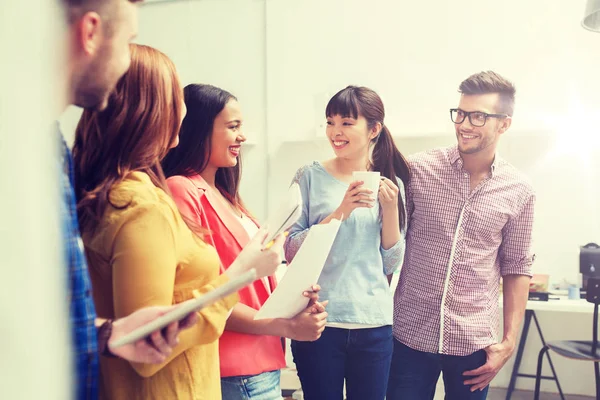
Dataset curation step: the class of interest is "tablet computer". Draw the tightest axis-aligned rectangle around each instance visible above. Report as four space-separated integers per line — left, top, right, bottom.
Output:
110 269 257 348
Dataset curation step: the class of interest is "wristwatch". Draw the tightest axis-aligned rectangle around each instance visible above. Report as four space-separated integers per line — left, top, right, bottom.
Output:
98 319 116 358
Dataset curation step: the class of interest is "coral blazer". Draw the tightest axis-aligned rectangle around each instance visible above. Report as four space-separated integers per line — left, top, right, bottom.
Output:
167 174 286 378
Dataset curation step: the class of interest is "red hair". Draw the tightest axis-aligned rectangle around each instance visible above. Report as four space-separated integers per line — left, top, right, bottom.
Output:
73 43 183 232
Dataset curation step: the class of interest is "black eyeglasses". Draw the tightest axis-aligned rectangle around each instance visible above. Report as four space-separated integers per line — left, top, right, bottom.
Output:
450 108 508 127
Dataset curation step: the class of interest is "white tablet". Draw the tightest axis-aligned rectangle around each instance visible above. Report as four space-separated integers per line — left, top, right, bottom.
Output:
110 269 257 348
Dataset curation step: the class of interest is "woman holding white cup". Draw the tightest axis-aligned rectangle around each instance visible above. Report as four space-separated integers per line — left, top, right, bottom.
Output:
284 86 410 400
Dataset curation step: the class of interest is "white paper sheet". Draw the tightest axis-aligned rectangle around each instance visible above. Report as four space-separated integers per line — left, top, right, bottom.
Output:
254 218 341 320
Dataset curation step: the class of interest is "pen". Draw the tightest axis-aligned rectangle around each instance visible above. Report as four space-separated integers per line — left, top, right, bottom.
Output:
264 231 289 250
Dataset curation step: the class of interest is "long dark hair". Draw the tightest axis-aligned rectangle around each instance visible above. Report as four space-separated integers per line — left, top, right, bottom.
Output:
73 44 183 233
162 84 247 210
326 85 411 227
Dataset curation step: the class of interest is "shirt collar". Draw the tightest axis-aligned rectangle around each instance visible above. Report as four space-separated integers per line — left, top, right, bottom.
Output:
447 145 499 177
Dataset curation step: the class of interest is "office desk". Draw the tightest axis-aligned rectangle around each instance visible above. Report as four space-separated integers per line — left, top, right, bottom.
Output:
502 296 594 400
517 297 592 313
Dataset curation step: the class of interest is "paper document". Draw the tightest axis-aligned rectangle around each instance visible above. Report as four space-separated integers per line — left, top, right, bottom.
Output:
255 218 341 320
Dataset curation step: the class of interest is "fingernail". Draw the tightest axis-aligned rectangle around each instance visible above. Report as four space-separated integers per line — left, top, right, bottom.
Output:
303 291 308 296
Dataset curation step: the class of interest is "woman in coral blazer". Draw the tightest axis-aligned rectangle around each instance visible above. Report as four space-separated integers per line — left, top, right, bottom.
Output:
163 84 328 400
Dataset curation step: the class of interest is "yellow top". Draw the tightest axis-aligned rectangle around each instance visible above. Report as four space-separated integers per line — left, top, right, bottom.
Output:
81 171 238 400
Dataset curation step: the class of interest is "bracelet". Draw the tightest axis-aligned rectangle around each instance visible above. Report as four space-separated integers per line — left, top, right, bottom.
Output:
98 319 116 358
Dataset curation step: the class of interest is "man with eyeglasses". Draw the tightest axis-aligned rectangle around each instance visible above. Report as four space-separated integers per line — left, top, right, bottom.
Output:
387 71 535 400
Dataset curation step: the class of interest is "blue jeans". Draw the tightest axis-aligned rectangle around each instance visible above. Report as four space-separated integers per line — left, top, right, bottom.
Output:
386 339 489 400
221 370 282 400
291 326 393 400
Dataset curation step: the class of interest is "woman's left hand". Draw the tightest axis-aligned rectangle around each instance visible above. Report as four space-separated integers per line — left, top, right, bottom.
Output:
378 177 399 212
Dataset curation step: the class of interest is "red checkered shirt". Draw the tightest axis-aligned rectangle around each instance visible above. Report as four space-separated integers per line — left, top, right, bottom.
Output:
393 146 535 356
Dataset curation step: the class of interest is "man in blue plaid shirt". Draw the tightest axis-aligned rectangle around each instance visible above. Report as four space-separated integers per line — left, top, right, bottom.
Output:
59 1 197 398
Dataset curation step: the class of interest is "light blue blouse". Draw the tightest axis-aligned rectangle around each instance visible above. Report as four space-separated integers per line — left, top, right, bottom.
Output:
284 162 406 326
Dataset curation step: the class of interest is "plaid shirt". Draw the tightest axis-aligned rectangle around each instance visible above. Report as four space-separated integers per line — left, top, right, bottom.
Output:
58 127 99 400
393 146 535 356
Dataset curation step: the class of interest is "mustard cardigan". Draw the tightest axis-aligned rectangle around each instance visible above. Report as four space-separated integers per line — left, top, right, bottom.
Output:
81 171 238 400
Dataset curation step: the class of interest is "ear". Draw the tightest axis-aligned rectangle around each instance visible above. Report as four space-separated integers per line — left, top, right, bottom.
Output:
75 12 104 57
369 121 382 141
497 116 512 135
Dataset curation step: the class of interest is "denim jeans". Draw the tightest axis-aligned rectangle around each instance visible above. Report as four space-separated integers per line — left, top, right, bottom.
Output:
291 325 393 400
386 339 490 400
221 369 282 400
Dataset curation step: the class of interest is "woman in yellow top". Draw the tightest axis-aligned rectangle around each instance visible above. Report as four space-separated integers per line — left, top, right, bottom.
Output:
72 44 284 400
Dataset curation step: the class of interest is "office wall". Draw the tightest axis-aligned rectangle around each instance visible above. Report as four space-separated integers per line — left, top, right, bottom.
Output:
0 1 71 399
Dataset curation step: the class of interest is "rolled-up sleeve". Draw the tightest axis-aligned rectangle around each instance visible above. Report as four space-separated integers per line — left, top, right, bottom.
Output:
499 192 536 277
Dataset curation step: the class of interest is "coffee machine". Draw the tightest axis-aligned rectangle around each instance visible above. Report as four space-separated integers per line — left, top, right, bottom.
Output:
580 242 600 294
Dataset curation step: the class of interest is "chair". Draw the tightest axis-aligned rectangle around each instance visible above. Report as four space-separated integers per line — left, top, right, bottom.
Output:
534 278 600 400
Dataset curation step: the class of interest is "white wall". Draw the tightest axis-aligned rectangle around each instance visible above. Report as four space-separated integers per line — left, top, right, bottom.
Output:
139 0 269 218
0 1 71 399
265 0 600 141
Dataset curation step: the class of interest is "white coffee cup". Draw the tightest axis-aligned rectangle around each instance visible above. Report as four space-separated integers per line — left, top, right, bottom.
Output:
352 171 380 203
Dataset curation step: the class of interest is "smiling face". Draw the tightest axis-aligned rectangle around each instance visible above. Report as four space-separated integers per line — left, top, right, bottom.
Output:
326 113 378 160
207 99 246 169
454 93 511 156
